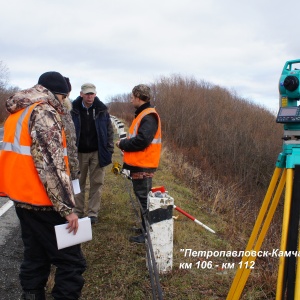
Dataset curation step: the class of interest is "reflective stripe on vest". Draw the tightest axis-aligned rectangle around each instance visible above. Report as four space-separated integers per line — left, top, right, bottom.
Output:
123 107 161 168
2 105 32 155
0 102 69 206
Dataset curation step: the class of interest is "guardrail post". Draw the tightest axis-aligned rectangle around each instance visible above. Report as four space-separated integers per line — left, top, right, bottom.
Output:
117 123 125 135
147 187 174 273
110 115 118 128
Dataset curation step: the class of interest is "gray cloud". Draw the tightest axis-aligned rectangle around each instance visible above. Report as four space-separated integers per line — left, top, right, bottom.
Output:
1 0 300 110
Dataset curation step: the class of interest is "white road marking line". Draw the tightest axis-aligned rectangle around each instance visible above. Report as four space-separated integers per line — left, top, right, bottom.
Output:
0 200 14 217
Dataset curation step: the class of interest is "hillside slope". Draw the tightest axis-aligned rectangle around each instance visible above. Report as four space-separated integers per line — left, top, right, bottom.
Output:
75 139 276 300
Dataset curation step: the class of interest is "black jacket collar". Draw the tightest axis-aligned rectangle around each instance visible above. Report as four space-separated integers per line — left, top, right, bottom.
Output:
135 102 151 118
72 96 107 112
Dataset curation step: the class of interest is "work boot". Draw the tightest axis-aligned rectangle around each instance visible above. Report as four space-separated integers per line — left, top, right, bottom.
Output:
20 289 46 300
129 234 145 244
130 226 143 234
89 216 98 225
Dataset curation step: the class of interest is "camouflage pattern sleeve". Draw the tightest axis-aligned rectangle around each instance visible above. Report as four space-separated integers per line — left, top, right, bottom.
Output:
61 111 80 180
30 103 75 217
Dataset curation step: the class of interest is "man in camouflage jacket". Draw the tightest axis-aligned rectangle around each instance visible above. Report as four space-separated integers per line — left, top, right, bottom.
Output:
1 72 86 300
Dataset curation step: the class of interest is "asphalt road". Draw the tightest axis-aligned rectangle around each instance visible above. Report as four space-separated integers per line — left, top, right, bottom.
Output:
0 197 23 300
0 127 23 299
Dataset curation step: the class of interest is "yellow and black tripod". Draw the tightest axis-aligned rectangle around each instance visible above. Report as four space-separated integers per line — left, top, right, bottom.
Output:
227 138 300 299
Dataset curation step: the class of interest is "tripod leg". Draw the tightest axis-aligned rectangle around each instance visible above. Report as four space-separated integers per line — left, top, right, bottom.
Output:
286 165 300 299
232 169 286 299
276 168 294 300
294 233 300 299
227 167 285 300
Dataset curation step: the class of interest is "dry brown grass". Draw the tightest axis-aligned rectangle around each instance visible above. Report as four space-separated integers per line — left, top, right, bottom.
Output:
78 149 236 300
46 148 279 300
46 147 276 299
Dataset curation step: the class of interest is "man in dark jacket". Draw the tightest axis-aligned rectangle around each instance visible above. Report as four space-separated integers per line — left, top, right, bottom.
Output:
71 83 114 224
116 84 162 243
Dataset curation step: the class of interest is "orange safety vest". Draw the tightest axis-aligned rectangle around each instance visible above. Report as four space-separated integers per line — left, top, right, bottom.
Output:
123 107 161 168
0 102 70 206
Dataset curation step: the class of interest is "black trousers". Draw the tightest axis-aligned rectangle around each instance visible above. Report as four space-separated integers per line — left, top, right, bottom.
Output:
15 207 87 300
132 177 152 230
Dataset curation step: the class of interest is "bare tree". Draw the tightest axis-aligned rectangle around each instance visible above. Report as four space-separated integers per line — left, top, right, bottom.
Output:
0 61 19 124
0 61 9 91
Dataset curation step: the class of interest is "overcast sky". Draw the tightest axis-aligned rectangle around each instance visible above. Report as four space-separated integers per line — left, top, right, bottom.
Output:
1 0 300 113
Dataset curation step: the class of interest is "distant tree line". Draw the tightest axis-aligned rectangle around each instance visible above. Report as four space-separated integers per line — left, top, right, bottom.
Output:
0 61 19 124
108 75 283 225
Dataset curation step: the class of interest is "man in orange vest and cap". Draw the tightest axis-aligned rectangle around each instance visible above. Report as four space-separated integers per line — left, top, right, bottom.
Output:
0 71 86 300
116 84 162 244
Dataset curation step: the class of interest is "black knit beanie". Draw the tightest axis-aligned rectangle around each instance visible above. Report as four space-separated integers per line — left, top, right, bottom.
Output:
38 71 69 95
64 77 72 93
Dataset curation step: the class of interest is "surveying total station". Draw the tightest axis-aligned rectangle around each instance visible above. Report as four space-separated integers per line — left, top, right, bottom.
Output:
227 59 300 300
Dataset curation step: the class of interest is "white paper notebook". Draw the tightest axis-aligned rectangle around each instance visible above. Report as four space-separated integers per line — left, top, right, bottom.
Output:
72 179 81 194
55 217 92 250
